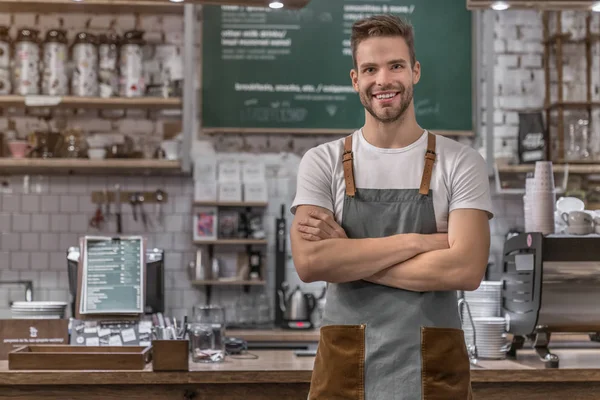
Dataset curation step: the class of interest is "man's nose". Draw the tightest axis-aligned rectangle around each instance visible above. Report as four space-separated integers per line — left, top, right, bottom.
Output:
375 69 393 87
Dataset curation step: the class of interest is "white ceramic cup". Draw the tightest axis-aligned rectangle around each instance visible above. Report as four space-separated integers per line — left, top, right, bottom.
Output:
562 210 593 227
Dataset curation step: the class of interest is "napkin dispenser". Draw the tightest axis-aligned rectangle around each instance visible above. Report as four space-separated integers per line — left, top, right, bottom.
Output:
501 232 600 367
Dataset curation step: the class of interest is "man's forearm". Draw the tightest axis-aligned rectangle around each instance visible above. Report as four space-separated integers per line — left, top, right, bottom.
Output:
364 246 487 292
294 234 444 283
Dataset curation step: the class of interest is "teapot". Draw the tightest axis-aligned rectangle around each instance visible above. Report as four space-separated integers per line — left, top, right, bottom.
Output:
277 282 316 322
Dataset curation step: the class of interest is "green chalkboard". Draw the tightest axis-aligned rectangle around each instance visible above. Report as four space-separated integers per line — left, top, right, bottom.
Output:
201 0 472 133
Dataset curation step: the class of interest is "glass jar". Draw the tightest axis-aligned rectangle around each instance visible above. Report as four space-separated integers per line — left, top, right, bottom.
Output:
42 29 68 96
98 33 120 98
71 32 99 97
12 28 40 95
0 26 11 95
189 305 226 363
119 30 145 97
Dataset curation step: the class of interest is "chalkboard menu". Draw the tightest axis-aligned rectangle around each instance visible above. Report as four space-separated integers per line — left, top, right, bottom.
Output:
201 0 472 133
80 236 145 315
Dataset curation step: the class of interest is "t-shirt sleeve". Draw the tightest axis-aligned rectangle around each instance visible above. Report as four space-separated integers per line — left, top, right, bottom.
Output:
290 146 334 215
449 147 494 219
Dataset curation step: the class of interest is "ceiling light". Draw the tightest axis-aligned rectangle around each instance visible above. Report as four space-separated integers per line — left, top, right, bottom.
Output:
269 1 284 9
592 2 600 12
169 0 185 2
490 1 510 11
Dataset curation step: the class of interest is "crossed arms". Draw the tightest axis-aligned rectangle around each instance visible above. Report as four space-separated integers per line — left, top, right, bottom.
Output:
290 205 490 292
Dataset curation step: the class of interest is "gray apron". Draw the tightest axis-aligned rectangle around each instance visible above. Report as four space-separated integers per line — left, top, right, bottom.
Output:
309 132 472 400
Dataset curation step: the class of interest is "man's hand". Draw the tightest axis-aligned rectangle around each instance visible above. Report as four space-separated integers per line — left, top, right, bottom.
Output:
297 209 348 241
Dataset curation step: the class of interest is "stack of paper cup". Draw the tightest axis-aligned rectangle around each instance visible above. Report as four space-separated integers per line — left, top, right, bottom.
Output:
530 161 556 235
524 176 535 232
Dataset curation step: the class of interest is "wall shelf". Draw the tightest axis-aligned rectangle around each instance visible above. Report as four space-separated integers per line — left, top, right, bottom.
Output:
191 280 266 286
496 163 600 174
193 201 268 207
0 158 183 176
193 239 268 245
0 95 182 110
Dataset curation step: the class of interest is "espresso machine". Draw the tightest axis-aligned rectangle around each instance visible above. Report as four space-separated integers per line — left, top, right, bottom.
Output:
501 233 600 367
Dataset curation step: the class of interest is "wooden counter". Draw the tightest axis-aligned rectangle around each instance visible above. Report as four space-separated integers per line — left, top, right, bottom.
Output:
1 348 600 399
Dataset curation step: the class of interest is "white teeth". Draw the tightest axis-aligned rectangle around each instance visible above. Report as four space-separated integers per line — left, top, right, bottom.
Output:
376 93 396 99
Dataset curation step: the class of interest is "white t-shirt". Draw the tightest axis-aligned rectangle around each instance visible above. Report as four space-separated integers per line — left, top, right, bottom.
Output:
290 129 494 232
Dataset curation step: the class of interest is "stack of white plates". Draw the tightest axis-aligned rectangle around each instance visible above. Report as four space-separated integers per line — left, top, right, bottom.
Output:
463 317 509 359
10 301 67 319
462 281 502 318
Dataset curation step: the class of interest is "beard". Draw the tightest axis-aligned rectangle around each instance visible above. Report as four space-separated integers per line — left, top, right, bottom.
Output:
359 83 413 124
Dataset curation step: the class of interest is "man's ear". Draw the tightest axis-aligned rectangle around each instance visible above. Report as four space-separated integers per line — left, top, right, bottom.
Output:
350 69 359 92
412 61 421 85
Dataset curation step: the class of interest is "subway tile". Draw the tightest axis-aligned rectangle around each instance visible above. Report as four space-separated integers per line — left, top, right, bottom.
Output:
0 251 9 270
39 271 58 288
69 214 89 232
50 215 69 233
59 195 79 213
68 176 88 194
50 176 69 195
174 195 191 214
57 271 69 289
1 233 20 251
165 214 184 233
154 233 173 250
1 194 20 213
173 233 192 251
0 269 19 281
30 252 49 271
0 213 8 232
10 252 29 270
165 252 183 271
31 214 50 232
41 195 60 213
49 252 66 271
12 214 31 232
21 195 40 213
40 233 60 251
79 196 98 213
48 289 69 302
59 233 78 252
20 233 39 251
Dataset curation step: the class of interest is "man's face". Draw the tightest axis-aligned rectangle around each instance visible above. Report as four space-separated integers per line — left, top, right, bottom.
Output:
350 36 420 124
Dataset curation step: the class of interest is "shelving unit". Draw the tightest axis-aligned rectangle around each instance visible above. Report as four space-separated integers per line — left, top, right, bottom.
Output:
542 11 595 162
0 158 183 175
0 96 182 110
2 0 183 14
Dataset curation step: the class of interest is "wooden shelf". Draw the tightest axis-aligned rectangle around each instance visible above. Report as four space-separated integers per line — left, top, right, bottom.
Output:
497 163 600 175
1 0 183 14
191 280 266 286
193 201 268 207
545 101 600 111
0 95 181 110
193 239 268 245
543 32 600 45
202 128 474 137
1 0 310 13
0 158 183 175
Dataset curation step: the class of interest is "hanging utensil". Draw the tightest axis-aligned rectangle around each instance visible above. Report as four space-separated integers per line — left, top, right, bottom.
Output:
104 188 111 221
129 193 138 222
115 184 123 234
137 192 150 229
89 203 105 230
155 189 165 226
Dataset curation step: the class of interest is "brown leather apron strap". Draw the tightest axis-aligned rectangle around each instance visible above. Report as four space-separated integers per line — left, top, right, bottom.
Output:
418 132 436 195
343 135 356 197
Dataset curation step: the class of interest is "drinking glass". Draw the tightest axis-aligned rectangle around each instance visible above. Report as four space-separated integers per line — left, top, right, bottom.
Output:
189 305 226 363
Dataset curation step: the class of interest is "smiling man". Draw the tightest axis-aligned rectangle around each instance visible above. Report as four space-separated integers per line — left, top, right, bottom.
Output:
290 15 493 400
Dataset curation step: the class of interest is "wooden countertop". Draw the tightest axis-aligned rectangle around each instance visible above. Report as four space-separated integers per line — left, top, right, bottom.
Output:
227 329 319 342
2 348 600 386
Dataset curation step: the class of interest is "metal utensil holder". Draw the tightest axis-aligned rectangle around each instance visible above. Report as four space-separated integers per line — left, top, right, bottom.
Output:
458 297 478 365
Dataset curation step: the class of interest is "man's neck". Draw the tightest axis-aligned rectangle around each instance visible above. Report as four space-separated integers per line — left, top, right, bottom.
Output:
361 105 424 149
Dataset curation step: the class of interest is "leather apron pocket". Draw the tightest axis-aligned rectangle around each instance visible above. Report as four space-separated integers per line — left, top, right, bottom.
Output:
309 324 365 400
421 326 473 400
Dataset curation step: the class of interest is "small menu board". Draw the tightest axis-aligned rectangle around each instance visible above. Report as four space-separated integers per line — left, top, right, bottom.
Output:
79 236 145 315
